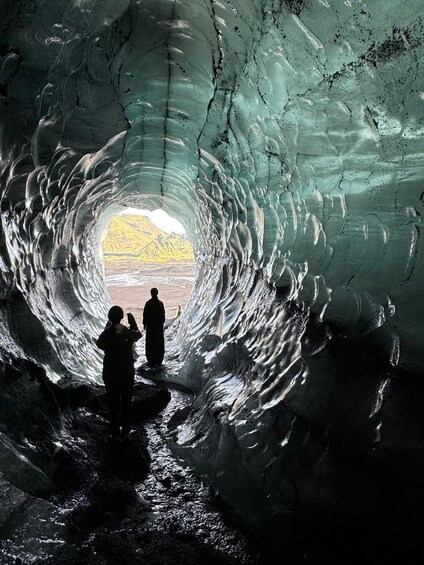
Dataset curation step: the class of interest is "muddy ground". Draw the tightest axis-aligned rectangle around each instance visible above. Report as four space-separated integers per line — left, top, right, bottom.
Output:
104 262 196 324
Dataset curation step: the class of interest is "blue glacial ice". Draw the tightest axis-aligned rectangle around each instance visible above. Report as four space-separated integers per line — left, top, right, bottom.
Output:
1 0 424 559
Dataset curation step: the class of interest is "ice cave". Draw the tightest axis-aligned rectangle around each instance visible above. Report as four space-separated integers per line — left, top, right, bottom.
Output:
1 0 424 563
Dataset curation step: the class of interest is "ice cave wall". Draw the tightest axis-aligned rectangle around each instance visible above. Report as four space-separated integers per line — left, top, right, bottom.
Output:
1 0 424 543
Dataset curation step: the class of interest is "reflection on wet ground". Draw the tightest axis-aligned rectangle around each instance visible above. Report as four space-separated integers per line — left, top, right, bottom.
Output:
135 373 262 564
0 356 263 564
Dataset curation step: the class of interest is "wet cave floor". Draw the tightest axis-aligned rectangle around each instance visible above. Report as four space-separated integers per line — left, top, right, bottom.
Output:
0 359 264 565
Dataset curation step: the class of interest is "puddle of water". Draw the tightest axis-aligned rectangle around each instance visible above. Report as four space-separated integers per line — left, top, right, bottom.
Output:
106 272 195 288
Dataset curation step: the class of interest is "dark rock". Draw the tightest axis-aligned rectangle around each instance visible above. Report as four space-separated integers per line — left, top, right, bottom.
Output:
167 405 191 431
0 358 64 439
91 476 139 508
67 381 171 422
51 446 93 492
132 382 171 422
69 476 142 532
102 438 149 482
67 383 104 412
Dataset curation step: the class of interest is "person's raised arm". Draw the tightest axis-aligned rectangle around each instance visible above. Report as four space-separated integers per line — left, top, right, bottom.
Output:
127 312 138 330
127 312 142 342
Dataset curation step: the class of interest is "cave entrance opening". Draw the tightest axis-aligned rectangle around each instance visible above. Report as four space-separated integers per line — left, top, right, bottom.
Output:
102 208 196 326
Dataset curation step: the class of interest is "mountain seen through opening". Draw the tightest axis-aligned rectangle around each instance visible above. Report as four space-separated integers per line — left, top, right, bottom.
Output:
102 210 196 325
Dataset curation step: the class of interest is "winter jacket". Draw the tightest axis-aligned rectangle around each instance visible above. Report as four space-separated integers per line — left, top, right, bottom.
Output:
96 324 141 381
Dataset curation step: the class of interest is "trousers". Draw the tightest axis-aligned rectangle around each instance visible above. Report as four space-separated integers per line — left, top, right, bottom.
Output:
104 376 134 436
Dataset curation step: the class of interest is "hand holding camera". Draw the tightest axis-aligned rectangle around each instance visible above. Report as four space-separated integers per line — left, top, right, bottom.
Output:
127 312 138 331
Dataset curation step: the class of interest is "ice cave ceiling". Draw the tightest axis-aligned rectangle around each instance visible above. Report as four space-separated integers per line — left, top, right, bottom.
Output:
1 0 423 380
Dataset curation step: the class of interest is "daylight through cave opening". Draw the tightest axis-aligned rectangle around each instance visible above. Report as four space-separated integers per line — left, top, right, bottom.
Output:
101 208 196 326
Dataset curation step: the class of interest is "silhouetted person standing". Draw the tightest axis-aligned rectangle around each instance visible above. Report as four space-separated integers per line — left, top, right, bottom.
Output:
143 288 165 367
96 306 141 439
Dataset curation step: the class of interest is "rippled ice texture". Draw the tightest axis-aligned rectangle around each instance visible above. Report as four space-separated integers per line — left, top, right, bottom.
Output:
1 0 424 553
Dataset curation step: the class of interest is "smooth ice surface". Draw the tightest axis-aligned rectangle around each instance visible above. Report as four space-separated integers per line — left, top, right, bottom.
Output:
1 0 424 554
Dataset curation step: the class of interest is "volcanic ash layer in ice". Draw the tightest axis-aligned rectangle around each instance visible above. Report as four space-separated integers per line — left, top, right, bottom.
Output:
1 0 424 559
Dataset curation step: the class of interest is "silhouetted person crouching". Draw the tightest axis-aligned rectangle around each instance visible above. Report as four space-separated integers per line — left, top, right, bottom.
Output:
143 288 165 367
96 306 141 439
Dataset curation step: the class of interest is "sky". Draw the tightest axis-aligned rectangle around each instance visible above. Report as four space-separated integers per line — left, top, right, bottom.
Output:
121 208 186 234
